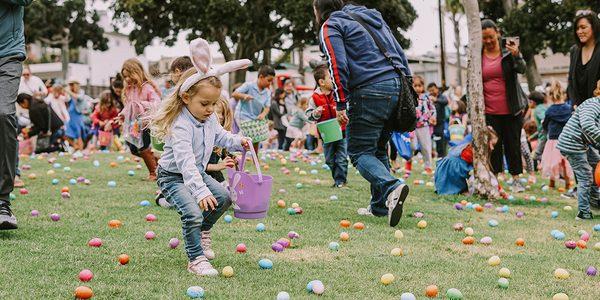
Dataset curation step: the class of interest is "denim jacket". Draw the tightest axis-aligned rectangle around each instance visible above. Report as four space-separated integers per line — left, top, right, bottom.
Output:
158 108 243 201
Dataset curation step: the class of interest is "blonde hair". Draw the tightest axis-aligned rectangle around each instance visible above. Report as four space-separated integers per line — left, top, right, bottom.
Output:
594 80 600 97
548 80 564 103
216 96 233 131
121 58 161 102
150 68 222 140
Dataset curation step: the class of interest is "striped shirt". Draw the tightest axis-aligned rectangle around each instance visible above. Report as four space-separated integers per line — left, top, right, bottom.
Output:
557 97 600 153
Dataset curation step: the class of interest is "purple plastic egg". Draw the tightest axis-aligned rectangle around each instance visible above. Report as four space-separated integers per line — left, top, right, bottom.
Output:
454 203 463 210
413 211 424 218
495 207 503 213
50 213 60 221
277 238 291 248
31 210 39 217
484 202 494 209
77 176 86 183
288 231 299 239
271 242 284 252
565 240 577 249
586 266 597 276
516 211 525 218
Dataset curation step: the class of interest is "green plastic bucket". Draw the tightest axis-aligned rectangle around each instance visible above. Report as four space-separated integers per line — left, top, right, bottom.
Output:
151 136 164 152
317 119 343 144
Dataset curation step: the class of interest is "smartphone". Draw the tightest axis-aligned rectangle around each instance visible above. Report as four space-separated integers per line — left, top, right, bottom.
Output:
503 36 520 48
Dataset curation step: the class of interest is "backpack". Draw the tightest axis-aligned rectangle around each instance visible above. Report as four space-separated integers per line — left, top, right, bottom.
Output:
348 13 418 133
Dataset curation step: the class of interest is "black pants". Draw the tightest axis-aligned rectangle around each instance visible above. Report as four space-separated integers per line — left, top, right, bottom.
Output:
276 128 286 150
486 114 523 176
127 128 151 156
433 132 447 158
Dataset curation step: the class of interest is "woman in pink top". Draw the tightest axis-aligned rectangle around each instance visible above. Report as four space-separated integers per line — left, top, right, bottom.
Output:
121 58 162 180
481 19 528 193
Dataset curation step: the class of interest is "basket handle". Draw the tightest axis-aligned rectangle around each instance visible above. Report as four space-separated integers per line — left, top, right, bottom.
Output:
238 146 264 183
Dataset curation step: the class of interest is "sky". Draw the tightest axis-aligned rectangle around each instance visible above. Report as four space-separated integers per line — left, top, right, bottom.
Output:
97 0 469 61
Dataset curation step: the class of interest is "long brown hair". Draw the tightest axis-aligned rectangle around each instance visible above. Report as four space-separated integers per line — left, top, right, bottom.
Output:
121 58 161 102
98 90 115 112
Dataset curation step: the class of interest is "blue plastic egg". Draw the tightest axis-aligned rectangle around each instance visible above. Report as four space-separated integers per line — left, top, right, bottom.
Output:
466 203 474 210
69 179 77 185
107 181 116 187
51 179 59 185
501 205 509 213
508 195 515 201
400 293 417 300
117 155 124 161
258 258 273 269
329 242 340 251
256 223 266 232
139 200 151 207
488 219 499 227
93 160 100 167
594 224 600 232
53 163 61 169
322 164 330 170
551 211 559 218
127 170 135 176
224 215 233 223
186 286 204 298
310 169 318 175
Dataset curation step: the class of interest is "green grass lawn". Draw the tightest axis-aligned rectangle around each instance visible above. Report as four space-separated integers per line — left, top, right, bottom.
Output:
1 151 599 299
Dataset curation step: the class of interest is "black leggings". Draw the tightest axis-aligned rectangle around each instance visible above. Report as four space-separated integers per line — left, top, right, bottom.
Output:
486 114 523 176
276 129 286 150
127 128 151 156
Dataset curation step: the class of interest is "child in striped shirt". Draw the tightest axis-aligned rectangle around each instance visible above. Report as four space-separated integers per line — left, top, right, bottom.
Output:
557 82 600 220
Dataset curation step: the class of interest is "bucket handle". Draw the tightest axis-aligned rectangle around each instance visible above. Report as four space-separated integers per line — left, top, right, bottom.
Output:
238 145 264 183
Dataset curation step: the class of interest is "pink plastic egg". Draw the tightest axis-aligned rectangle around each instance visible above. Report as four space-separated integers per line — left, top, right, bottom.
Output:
168 238 180 249
145 214 157 222
236 243 247 253
19 188 28 195
565 240 577 249
78 269 93 282
145 231 156 240
88 238 102 247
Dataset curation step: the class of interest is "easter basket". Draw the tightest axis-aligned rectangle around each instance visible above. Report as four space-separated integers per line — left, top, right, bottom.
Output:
226 146 273 219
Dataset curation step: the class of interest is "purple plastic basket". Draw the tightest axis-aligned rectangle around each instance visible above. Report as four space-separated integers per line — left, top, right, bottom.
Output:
227 147 273 219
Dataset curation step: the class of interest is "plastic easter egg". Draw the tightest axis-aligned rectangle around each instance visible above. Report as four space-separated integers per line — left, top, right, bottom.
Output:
340 232 350 241
425 285 438 298
501 205 509 213
551 211 559 218
576 240 587 249
400 292 417 300
498 278 509 289
329 242 340 251
563 205 572 211
593 224 600 231
294 207 303 214
413 211 425 218
53 163 61 169
391 247 403 256
50 213 60 221
594 242 600 251
287 208 296 215
542 185 549 192
271 243 284 252
340 220 351 228
78 269 93 282
26 173 36 180
108 219 122 228
31 210 39 217
223 215 233 223
580 231 590 241
464 227 474 236
291 203 299 208
395 230 404 239
310 169 318 174
311 280 325 295
9 193 15 200
258 258 273 269
19 188 28 195
554 268 570 279
88 238 102 247
277 200 286 208
453 223 464 231
586 266 597 276
480 236 493 245
107 181 116 187
61 192 70 199
135 164 142 170
529 196 536 201
516 211 524 218
508 195 515 201
446 288 463 300
145 231 156 240
462 237 475 245
186 286 204 298
288 231 300 239
454 203 463 210
353 222 365 230
330 195 338 201
256 223 266 232
564 240 577 249
276 291 290 300
221 266 234 278
93 160 100 167
553 293 569 300
74 286 93 299
51 178 59 185
498 267 511 278
236 243 247 253
169 238 180 249
515 238 525 247
465 203 474 209
554 231 566 240
488 256 501 266
63 167 71 172
488 219 499 227
540 197 548 203
145 214 157 222
380 273 394 285
127 170 135 176
417 220 427 229
139 200 150 207
295 183 303 189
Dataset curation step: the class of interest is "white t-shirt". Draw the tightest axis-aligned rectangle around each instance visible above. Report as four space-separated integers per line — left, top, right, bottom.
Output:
18 75 48 97
44 94 70 123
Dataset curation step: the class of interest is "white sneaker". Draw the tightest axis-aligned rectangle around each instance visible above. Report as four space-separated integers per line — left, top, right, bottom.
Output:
201 231 215 260
357 206 373 216
187 256 218 276
386 184 409 227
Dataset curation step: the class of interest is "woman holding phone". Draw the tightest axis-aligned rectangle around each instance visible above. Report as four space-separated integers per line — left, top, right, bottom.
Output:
480 19 529 193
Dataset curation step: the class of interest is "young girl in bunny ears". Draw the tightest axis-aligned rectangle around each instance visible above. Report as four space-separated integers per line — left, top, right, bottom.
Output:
151 38 252 276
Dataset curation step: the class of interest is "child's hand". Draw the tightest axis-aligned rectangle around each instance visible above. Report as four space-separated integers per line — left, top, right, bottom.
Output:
217 157 236 170
314 106 323 118
241 138 252 150
199 195 218 211
429 117 437 126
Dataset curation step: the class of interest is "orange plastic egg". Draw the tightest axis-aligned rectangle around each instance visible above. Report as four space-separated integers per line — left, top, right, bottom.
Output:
61 187 70 193
460 200 468 206
475 206 484 212
118 254 130 265
577 240 587 249
263 164 270 171
110 162 118 167
340 220 351 228
340 232 350 241
515 238 525 247
276 200 286 208
595 162 600 186
353 222 365 230
74 286 93 299
462 237 475 245
425 285 439 298
557 187 566 193
108 219 122 228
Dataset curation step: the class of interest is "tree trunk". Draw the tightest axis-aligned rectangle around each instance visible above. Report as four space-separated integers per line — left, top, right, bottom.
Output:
262 48 271 66
298 46 305 76
523 53 542 92
502 0 514 15
462 0 500 199
452 12 463 87
61 40 69 82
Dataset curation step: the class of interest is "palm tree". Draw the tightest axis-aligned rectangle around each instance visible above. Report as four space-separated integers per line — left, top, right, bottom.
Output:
462 0 500 199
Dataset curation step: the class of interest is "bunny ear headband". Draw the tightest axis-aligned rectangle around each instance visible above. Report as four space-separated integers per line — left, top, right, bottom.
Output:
180 38 252 96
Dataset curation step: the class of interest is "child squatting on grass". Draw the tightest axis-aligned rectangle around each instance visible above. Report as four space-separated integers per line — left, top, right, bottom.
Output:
151 38 252 276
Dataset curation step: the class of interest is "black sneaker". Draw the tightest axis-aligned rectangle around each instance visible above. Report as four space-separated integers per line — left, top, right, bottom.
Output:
575 211 593 220
386 184 409 227
0 204 18 230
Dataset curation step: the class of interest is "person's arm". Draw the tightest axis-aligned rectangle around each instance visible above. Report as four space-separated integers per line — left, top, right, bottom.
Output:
90 107 102 127
512 55 527 74
171 121 212 202
258 106 270 120
231 83 252 101
384 22 411 76
213 116 244 151
319 21 350 111
579 103 600 148
144 84 161 103
305 95 321 122
1 0 33 5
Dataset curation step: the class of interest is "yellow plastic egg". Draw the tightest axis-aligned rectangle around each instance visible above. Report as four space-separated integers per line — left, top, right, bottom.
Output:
554 268 570 279
47 170 55 175
553 293 569 300
488 256 501 267
291 203 299 208
563 206 573 211
594 242 600 251
380 273 394 285
417 220 427 229
465 227 474 236
394 230 404 239
498 268 511 278
28 173 37 179
390 248 403 256
222 266 234 278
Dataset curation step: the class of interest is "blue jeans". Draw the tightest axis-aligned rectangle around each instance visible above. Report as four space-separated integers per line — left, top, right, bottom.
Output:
323 137 348 185
347 78 402 217
157 167 232 261
562 148 600 214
